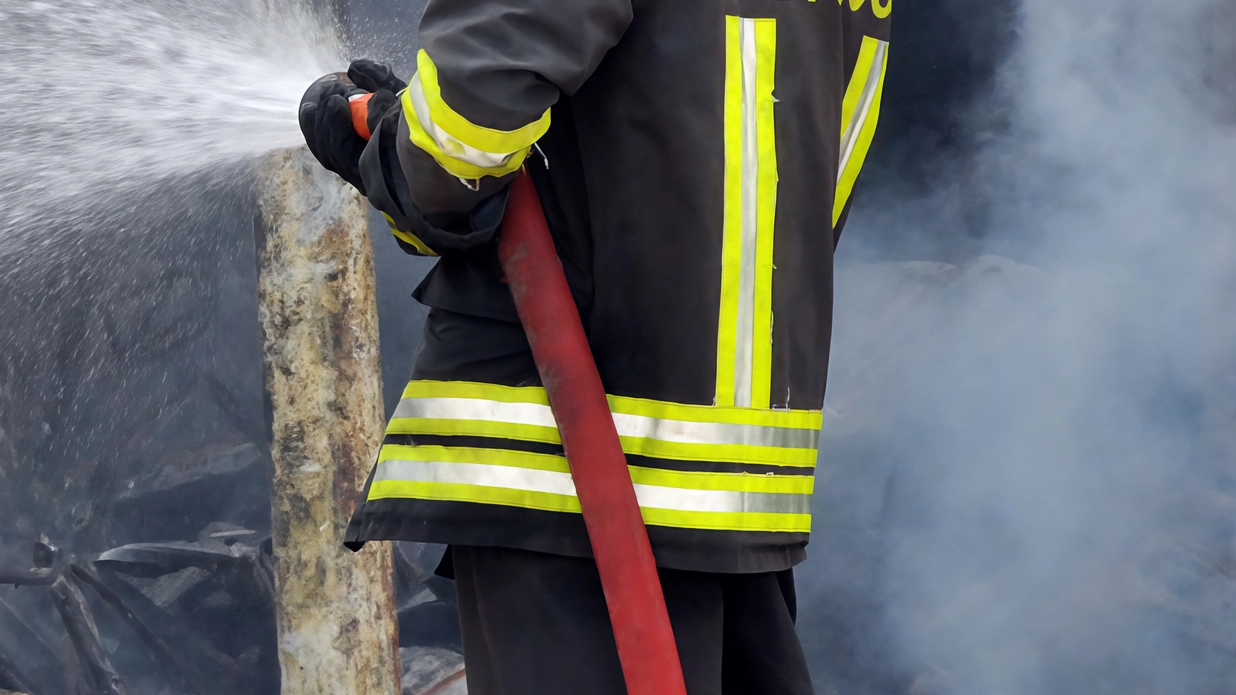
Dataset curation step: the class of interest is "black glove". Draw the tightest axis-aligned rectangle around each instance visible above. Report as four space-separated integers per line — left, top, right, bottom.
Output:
298 60 407 194
347 59 407 97
348 59 406 145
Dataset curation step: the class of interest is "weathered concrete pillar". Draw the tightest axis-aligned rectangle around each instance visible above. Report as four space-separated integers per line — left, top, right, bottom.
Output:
255 146 401 695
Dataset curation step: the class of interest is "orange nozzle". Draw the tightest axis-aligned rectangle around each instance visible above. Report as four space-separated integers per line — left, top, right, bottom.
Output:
349 93 374 141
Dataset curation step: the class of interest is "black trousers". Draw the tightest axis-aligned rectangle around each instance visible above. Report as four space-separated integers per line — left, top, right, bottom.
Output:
449 545 814 695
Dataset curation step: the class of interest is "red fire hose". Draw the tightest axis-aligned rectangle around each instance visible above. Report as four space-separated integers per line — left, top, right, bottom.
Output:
498 172 688 695
346 93 686 692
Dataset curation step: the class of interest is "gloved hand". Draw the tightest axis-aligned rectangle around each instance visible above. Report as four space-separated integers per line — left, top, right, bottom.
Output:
347 59 406 143
299 60 407 195
347 59 407 99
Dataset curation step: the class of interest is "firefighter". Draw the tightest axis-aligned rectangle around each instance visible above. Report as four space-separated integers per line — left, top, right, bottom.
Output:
300 1 891 692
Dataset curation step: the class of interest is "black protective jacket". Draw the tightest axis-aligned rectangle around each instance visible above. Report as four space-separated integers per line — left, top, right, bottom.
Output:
346 0 893 573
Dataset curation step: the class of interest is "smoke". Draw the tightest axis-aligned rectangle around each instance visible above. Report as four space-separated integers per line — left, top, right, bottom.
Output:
803 0 1236 693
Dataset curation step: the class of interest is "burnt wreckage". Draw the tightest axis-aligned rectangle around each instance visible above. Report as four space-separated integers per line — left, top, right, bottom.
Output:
0 532 462 695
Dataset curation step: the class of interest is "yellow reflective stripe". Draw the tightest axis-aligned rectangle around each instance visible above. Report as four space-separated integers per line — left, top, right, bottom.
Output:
839 38 878 149
397 381 822 429
387 417 560 444
716 15 744 408
383 213 438 256
369 447 813 531
369 481 583 513
379 444 568 472
389 382 560 444
401 380 549 405
369 482 810 532
834 36 889 226
378 446 813 492
416 50 552 155
716 17 779 408
628 466 813 495
386 381 823 466
641 509 811 533
607 393 820 429
618 437 816 467
843 0 893 19
402 85 531 179
386 420 818 467
751 19 778 410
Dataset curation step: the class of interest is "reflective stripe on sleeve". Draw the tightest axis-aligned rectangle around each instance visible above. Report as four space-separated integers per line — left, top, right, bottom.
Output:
402 81 530 179
383 212 437 256
368 445 814 533
401 50 551 179
415 50 552 155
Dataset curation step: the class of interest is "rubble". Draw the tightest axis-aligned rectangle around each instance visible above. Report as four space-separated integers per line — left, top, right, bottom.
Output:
110 439 271 545
0 523 465 695
0 588 66 695
48 575 124 695
133 566 212 609
401 647 466 695
399 597 464 654
0 651 34 695
0 385 463 695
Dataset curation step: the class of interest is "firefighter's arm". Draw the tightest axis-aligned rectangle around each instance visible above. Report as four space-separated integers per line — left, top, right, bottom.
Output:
360 0 633 257
833 2 892 248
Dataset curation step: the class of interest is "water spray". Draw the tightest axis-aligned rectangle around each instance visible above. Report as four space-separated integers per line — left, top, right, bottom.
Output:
0 0 343 235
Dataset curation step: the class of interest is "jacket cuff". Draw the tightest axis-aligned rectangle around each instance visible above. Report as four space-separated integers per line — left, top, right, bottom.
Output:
360 102 513 256
360 104 438 256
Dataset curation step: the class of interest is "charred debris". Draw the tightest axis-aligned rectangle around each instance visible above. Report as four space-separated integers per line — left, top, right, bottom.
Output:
0 528 460 695
0 358 460 695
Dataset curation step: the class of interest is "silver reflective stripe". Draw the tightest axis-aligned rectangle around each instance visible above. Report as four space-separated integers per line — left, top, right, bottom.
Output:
631 484 810 515
374 459 809 515
733 17 762 408
392 397 820 449
838 39 889 178
375 459 576 496
393 397 558 428
610 411 817 449
408 74 519 170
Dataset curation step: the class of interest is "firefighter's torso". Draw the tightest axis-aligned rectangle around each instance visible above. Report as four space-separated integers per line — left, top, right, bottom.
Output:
350 0 892 573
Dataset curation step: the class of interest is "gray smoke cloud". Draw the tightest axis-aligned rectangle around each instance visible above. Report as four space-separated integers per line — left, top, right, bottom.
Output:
801 0 1236 693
